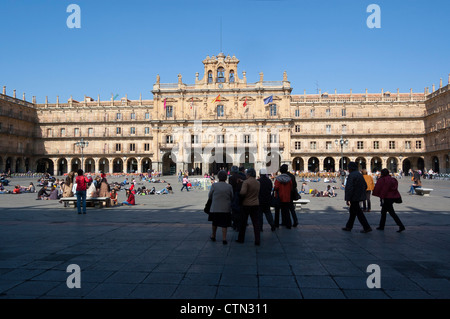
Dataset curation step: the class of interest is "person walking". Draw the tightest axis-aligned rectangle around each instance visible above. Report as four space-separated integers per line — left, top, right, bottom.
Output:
180 175 190 192
281 164 299 227
237 168 261 245
342 162 372 233
274 168 293 229
75 169 89 214
372 168 406 232
362 169 374 212
257 168 276 232
228 165 245 231
207 170 234 245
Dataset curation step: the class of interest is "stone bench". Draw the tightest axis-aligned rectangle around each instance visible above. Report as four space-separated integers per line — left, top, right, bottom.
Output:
293 199 311 209
415 188 433 196
60 196 110 208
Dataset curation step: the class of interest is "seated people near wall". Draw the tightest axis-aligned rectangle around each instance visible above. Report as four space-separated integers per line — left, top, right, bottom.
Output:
13 185 21 194
122 189 135 205
37 185 49 200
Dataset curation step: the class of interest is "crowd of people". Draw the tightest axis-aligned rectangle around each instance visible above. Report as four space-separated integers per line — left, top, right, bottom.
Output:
205 161 408 246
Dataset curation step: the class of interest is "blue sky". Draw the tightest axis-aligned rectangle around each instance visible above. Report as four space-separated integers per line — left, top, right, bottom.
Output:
1 0 449 103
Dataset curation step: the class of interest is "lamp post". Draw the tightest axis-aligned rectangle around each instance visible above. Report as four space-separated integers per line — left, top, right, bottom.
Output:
75 138 89 172
335 135 349 183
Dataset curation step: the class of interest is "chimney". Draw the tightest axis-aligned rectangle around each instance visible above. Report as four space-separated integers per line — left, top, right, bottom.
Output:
2 86 5 95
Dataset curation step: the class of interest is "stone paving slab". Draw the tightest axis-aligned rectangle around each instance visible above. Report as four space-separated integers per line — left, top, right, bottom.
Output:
0 175 450 304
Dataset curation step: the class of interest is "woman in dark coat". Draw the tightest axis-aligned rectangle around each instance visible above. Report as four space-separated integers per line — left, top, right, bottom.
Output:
372 168 405 232
208 170 234 245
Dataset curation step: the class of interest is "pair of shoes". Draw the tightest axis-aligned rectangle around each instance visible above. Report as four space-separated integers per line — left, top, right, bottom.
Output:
223 240 228 245
235 239 244 243
210 236 216 242
271 225 276 231
293 223 298 227
83 212 86 214
342 227 352 231
376 227 384 230
397 226 406 233
360 228 372 233
255 242 260 246
78 212 81 214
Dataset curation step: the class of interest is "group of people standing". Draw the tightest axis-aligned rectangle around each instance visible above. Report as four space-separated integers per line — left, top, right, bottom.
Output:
206 164 299 246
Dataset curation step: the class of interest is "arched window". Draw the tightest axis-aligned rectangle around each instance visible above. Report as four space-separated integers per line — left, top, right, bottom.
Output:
207 71 213 84
217 67 225 83
229 70 235 83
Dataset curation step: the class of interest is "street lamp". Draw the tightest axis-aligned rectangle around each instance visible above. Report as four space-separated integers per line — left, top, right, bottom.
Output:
75 138 89 171
335 135 349 181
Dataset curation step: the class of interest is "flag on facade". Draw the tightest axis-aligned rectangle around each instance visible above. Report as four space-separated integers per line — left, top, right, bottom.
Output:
243 98 247 107
212 94 221 103
263 95 273 105
190 97 194 109
164 98 166 110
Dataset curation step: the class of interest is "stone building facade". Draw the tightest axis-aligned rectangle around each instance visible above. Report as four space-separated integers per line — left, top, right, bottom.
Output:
1 54 449 175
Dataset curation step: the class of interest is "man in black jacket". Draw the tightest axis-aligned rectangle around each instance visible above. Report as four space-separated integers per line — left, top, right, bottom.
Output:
257 168 276 231
342 162 372 233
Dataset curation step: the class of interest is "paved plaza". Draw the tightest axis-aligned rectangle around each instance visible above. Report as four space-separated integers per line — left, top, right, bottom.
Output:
1 175 450 301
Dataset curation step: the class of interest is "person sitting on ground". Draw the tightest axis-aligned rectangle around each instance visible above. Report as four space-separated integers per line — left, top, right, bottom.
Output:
26 182 36 193
47 185 60 200
300 182 307 194
324 185 336 197
166 183 173 194
110 189 118 206
13 185 21 194
37 185 49 200
0 182 8 194
122 189 135 205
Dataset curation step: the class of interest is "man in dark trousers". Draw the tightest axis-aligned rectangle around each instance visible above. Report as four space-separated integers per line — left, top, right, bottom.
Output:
257 168 276 232
280 164 299 227
342 162 372 233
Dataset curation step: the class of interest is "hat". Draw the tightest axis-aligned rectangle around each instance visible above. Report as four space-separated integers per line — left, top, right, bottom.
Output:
259 168 268 175
231 166 239 173
348 162 358 171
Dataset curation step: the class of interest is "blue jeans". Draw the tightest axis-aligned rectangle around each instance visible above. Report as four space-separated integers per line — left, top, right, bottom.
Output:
76 190 86 213
122 201 132 206
180 183 189 191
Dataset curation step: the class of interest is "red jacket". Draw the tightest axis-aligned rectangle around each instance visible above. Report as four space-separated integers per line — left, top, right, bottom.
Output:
127 193 135 205
75 175 88 191
274 174 292 203
372 175 401 199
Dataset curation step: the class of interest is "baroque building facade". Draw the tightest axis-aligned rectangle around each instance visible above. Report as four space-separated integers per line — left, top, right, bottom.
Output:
1 53 449 175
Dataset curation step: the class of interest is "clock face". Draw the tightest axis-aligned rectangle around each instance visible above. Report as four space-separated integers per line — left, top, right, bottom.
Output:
218 83 223 89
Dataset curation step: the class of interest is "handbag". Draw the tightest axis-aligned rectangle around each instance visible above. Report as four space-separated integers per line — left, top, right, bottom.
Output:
292 188 301 201
203 198 212 214
393 196 402 204
270 191 280 207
